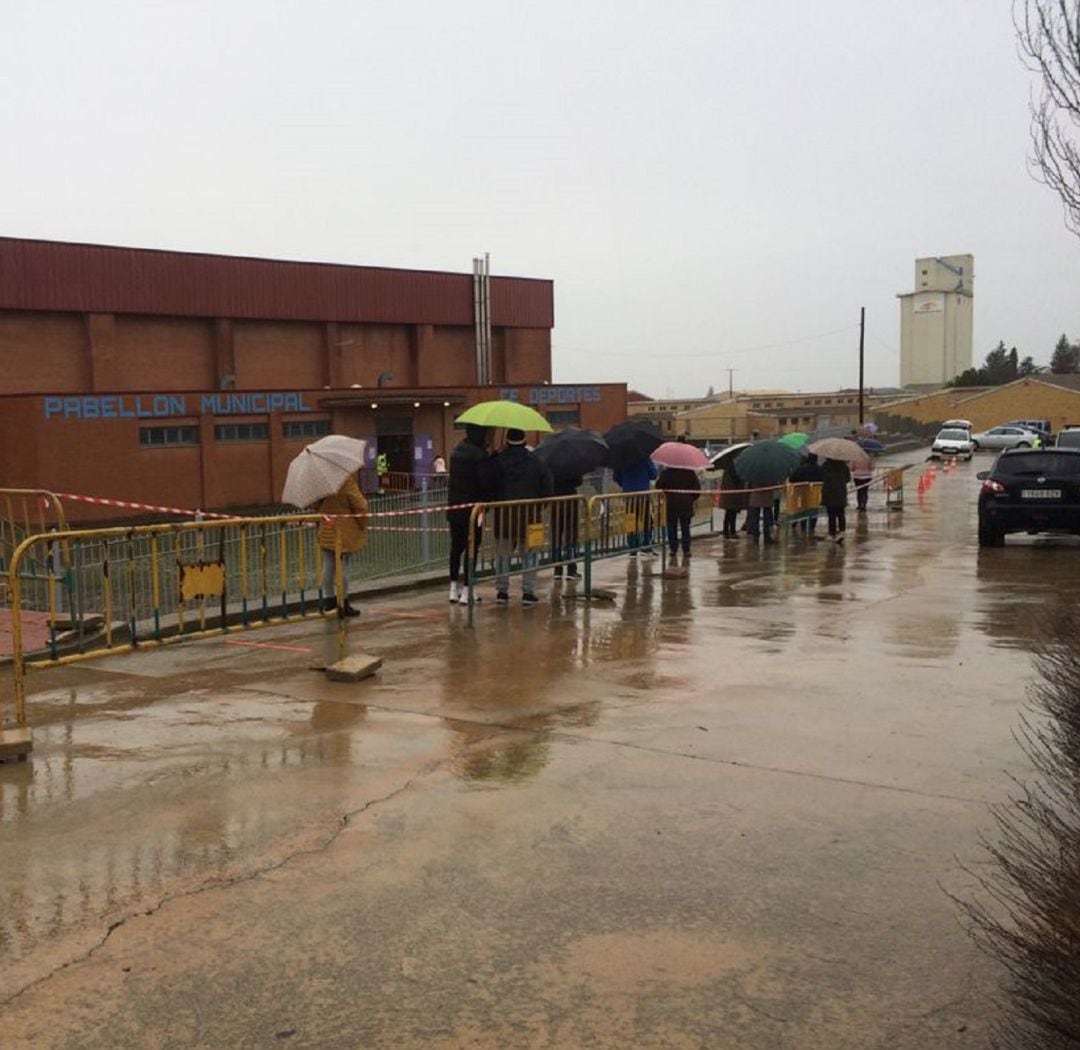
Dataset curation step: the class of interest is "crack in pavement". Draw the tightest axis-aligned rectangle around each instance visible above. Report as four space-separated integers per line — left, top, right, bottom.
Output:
0 759 443 1010
283 692 987 807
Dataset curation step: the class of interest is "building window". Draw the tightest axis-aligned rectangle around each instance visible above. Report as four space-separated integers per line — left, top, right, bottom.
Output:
215 422 268 442
547 409 581 429
139 426 199 448
283 419 331 440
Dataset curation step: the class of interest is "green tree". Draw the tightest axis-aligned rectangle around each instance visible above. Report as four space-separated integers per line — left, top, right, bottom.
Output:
948 341 1040 386
1050 333 1080 373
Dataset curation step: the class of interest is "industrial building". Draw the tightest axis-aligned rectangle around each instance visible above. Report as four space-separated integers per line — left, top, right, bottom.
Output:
897 254 974 388
0 238 626 519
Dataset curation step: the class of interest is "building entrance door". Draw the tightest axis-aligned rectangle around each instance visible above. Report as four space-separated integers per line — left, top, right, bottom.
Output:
376 416 414 490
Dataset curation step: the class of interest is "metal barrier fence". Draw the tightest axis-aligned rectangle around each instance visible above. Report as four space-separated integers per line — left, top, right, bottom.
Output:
463 490 672 619
0 489 68 591
0 506 452 750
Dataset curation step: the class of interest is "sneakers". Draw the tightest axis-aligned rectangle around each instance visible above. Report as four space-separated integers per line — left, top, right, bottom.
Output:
642 547 657 558
565 569 581 580
522 593 540 607
340 603 361 618
449 582 460 603
495 592 510 604
456 590 479 604
553 568 563 579
629 551 638 559
835 532 846 544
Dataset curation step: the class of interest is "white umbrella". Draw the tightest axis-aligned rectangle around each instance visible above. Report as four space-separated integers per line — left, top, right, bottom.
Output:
282 435 368 509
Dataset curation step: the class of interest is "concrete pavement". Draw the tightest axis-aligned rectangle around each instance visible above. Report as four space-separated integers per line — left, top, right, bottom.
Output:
2 456 1070 1047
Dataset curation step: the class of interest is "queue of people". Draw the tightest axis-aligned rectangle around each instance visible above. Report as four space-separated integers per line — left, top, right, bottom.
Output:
315 429 878 618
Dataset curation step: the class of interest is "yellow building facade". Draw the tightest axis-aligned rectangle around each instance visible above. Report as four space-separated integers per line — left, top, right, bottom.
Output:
875 378 1080 433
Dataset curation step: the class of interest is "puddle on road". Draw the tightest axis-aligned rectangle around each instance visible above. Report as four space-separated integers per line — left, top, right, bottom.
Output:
2 462 1072 995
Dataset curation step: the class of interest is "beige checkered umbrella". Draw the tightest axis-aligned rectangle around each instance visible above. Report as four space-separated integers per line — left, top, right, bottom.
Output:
282 435 367 509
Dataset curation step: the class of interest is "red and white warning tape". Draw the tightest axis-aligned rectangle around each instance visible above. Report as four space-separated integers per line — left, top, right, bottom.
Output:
51 469 906 530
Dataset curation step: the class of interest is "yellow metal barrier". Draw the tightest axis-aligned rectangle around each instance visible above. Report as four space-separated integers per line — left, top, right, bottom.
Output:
0 488 68 593
2 513 361 754
782 481 822 516
886 468 905 511
462 491 669 620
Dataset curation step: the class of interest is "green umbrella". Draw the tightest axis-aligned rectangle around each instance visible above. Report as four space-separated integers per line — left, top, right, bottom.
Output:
778 432 809 449
455 399 553 432
733 440 802 485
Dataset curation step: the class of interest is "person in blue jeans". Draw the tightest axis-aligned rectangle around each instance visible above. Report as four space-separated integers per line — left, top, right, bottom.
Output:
613 457 658 556
489 428 554 604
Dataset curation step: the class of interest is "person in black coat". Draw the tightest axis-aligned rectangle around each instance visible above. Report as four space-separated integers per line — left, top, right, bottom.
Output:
446 423 492 604
490 428 554 604
820 457 851 542
552 473 584 580
790 453 824 536
656 466 701 560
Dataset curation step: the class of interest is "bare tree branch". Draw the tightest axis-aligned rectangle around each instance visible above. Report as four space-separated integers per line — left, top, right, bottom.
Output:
1015 0 1080 235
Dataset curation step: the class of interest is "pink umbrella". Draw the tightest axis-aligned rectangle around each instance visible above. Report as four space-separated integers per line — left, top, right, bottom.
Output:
651 441 710 470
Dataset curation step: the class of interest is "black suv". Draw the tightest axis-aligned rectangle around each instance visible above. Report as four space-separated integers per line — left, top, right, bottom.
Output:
977 448 1080 546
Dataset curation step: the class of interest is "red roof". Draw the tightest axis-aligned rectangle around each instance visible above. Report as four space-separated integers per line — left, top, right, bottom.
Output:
0 237 553 328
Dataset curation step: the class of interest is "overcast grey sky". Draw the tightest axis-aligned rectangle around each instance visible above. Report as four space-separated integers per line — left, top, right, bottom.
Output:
2 1 1077 396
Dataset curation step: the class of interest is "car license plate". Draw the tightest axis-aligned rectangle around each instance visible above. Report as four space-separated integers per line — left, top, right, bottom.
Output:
1021 489 1061 499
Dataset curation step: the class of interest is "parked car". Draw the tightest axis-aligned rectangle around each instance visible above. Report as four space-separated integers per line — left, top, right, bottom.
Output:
1001 418 1052 441
970 425 1041 451
930 427 974 460
977 448 1080 546
1056 427 1080 449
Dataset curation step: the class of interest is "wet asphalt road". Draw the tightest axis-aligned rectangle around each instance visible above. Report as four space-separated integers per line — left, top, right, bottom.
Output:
2 455 1078 1048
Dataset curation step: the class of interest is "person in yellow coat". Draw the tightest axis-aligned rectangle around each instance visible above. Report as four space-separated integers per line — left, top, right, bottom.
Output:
317 474 368 616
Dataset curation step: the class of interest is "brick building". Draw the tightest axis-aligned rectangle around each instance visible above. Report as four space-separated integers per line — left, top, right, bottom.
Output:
0 238 625 519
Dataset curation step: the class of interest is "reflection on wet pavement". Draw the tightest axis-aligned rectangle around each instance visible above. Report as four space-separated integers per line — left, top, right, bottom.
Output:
1 454 1075 1041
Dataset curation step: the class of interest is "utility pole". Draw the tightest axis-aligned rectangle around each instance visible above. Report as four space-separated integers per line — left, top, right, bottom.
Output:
858 307 865 425
725 368 735 399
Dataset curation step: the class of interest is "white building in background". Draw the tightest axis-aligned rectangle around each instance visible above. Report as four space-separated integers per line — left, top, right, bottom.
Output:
897 254 974 388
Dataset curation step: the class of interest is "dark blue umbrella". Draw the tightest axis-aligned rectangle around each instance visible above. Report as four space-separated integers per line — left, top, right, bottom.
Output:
858 438 886 455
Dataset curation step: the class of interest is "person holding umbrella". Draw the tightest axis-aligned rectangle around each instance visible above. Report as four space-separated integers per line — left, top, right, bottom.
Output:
731 440 802 545
281 434 370 617
315 475 368 616
850 430 873 513
603 419 664 557
718 463 747 538
821 457 851 542
533 428 610 582
490 428 554 605
790 452 824 537
552 472 584 580
652 440 707 562
446 423 493 605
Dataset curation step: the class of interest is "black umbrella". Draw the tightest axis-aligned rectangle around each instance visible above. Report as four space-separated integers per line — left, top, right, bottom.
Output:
602 419 664 470
533 429 610 484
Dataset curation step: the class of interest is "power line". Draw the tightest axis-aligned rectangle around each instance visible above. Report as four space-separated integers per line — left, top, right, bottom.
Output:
552 324 858 360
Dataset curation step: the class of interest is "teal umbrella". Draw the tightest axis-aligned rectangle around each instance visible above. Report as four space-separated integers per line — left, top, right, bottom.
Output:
733 440 801 485
778 432 809 449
